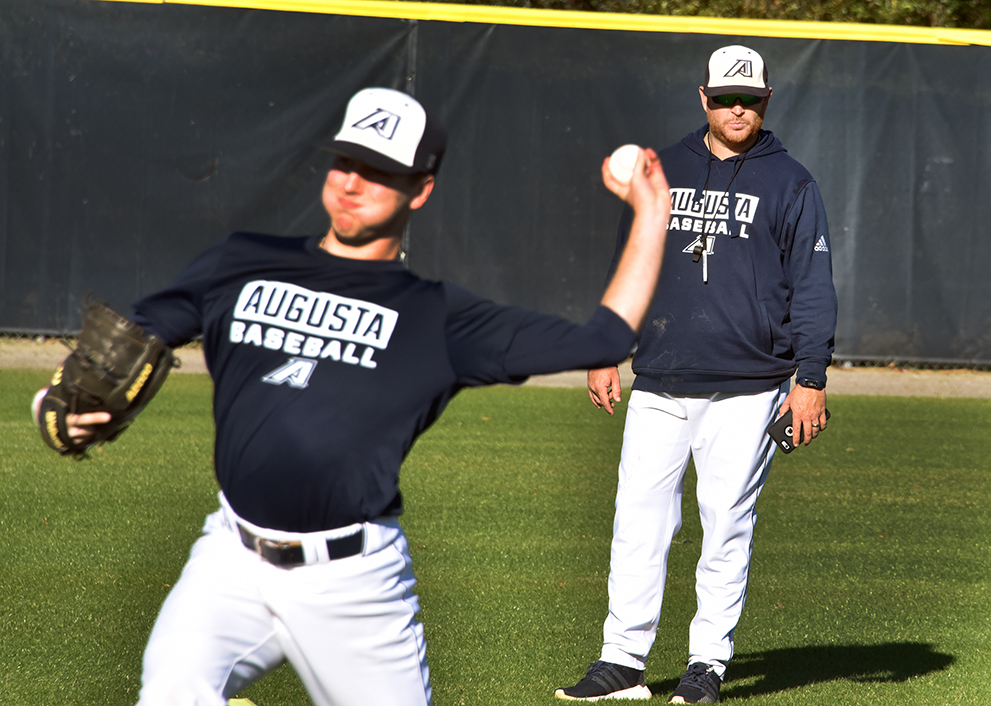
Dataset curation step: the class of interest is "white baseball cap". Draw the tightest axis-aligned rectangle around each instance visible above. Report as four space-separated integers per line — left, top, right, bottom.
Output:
326 87 446 175
702 45 770 98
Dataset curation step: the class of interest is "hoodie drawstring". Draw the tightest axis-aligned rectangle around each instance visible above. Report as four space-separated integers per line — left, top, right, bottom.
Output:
692 130 749 284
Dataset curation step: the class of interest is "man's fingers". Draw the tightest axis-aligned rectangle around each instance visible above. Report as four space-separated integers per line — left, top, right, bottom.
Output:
589 385 615 415
643 149 668 190
67 412 112 426
805 411 828 444
601 158 631 201
817 411 829 431
794 413 828 446
781 385 826 445
601 400 615 416
603 148 667 208
588 388 604 409
66 412 112 442
588 367 621 416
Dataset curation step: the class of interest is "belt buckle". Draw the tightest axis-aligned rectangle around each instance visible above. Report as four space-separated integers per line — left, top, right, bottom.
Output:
238 524 306 568
257 537 305 567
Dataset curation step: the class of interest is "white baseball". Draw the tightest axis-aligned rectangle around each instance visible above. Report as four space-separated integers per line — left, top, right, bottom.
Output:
31 387 49 429
608 144 642 185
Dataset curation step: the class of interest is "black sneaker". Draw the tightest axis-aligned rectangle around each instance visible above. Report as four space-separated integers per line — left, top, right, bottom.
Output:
555 660 651 701
667 662 721 703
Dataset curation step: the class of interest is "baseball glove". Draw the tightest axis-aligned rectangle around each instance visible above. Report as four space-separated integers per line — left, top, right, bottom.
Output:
36 299 178 457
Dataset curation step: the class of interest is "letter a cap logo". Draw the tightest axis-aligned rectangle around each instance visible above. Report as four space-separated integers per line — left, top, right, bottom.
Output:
325 87 446 175
702 45 770 98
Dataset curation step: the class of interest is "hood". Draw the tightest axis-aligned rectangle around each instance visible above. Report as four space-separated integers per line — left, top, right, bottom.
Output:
683 123 785 161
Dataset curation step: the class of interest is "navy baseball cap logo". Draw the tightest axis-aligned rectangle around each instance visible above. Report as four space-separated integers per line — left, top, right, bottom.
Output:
325 88 447 175
351 109 401 140
723 59 754 79
703 45 770 98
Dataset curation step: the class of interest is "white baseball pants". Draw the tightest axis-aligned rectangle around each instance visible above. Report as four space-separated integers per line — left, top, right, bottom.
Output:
599 385 787 677
136 498 431 706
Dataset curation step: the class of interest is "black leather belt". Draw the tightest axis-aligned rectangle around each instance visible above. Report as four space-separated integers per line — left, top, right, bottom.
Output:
237 524 364 568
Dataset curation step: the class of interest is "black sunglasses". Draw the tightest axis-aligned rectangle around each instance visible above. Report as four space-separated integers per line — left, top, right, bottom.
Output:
710 94 764 108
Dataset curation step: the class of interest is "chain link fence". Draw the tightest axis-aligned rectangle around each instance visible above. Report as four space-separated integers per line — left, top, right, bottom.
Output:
4 330 987 372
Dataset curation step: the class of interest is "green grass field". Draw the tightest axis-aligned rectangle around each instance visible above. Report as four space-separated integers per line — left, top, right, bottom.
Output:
2 369 990 705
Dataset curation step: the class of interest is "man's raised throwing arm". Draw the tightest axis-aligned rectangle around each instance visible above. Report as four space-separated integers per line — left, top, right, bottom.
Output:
598 148 670 334
588 148 669 416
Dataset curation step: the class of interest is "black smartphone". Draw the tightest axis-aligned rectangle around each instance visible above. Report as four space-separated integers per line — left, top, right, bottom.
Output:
767 409 830 454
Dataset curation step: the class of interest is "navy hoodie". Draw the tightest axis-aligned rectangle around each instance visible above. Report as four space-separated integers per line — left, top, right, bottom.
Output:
610 125 837 394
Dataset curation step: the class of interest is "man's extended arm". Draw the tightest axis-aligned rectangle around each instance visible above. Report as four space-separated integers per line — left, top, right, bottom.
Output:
585 149 669 416
585 149 670 415
598 148 670 334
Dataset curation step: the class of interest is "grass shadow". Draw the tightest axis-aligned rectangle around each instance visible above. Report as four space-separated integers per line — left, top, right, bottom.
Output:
722 642 952 698
647 642 953 698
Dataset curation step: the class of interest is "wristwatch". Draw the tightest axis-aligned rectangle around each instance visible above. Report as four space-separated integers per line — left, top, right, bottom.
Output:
796 377 824 390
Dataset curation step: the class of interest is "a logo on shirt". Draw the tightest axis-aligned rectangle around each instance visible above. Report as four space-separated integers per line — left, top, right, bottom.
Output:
667 187 760 258
229 280 398 388
814 235 829 252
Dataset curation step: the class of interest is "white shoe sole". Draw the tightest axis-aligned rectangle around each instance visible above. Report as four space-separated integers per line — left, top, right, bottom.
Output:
554 684 652 701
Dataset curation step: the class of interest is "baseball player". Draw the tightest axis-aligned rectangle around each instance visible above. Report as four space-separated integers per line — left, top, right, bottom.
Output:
555 46 837 703
42 87 671 706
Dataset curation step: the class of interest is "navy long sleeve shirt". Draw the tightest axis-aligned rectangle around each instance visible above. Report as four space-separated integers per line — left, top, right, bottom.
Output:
132 232 636 531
